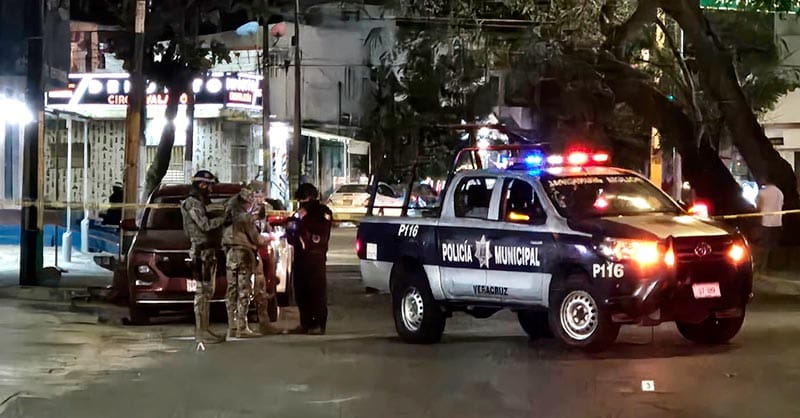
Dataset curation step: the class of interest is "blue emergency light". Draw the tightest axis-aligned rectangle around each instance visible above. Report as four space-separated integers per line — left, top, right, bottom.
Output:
524 153 544 166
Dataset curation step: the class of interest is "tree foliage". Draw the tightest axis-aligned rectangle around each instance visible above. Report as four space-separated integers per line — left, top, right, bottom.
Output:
366 0 800 225
93 0 234 199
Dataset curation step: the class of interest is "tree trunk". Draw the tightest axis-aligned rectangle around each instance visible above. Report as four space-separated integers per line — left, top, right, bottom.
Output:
184 90 195 182
590 52 754 218
660 0 800 239
142 80 185 201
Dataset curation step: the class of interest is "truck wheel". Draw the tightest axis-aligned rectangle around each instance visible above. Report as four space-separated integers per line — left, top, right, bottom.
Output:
517 310 553 339
548 274 619 352
392 266 445 344
676 314 745 345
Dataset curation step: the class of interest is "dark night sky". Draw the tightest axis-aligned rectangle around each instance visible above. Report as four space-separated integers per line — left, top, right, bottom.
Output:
69 0 254 33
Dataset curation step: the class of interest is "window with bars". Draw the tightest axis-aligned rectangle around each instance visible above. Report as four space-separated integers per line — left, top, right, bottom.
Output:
145 145 185 185
231 144 249 183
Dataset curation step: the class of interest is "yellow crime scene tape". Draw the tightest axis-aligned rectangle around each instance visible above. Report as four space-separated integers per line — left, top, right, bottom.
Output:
713 209 800 220
2 199 796 221
0 199 293 216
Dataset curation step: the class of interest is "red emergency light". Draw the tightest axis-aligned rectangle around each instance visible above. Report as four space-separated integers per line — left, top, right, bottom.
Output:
545 151 610 167
451 144 611 172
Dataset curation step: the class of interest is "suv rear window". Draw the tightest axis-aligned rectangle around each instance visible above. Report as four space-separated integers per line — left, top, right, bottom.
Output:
143 196 231 230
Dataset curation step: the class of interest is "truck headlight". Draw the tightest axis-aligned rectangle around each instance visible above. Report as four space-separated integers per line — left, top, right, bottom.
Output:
137 265 152 275
597 238 660 266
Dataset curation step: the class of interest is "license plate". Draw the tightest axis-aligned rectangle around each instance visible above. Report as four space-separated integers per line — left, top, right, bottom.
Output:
692 282 721 299
343 199 352 206
186 279 197 292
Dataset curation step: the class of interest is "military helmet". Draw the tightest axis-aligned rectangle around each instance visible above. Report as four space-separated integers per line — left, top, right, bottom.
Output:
192 170 218 185
246 180 266 192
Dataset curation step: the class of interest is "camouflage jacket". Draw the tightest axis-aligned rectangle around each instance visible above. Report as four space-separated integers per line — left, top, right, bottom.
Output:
180 191 225 252
222 196 265 250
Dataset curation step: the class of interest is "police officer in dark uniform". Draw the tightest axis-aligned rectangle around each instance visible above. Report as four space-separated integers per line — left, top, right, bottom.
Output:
285 183 333 335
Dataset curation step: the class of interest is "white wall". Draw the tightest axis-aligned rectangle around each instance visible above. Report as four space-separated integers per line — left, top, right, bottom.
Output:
44 119 125 207
204 20 395 127
44 118 259 207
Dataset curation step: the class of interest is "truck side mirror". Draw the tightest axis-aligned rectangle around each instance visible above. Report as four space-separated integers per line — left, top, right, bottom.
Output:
507 211 546 226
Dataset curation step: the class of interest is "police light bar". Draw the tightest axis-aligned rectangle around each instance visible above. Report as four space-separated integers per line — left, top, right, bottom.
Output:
451 144 610 172
529 151 610 169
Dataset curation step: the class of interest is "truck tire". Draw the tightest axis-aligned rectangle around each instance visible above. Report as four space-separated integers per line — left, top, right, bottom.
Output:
548 273 619 352
517 310 553 339
391 264 445 344
676 314 745 345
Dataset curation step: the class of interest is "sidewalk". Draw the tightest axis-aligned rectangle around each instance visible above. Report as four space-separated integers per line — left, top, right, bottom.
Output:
754 270 800 297
0 245 113 302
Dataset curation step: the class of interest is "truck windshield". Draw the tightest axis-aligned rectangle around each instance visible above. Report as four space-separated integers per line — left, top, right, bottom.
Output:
541 174 681 218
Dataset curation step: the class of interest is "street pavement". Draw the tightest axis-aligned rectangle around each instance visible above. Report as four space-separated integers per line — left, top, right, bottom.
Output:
1 228 800 417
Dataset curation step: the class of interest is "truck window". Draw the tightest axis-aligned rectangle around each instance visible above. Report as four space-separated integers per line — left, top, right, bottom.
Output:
501 179 546 225
453 177 496 219
377 184 397 197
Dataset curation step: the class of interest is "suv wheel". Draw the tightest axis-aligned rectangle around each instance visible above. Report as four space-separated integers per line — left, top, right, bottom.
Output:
676 314 745 345
392 265 445 344
517 310 552 339
277 268 294 307
268 296 280 322
127 302 151 326
549 274 619 352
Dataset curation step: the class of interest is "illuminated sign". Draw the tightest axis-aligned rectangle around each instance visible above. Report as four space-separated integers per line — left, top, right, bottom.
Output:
46 73 262 108
700 0 799 12
106 93 190 106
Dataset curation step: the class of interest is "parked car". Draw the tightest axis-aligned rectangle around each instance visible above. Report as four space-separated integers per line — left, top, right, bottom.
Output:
120 183 293 325
327 183 404 221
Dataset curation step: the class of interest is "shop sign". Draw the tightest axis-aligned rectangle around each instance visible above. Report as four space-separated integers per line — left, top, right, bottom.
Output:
46 73 262 108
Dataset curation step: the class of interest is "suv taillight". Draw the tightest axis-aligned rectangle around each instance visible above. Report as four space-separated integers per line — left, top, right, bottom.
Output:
355 236 366 259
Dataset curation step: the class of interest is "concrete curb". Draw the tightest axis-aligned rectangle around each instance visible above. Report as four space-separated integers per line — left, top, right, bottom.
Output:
0 285 92 303
753 274 800 297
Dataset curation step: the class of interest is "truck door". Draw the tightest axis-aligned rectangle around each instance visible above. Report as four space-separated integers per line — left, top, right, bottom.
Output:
483 177 554 306
439 175 501 300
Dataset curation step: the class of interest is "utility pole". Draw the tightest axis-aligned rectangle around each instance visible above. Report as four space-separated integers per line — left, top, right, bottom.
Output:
290 0 302 202
123 0 147 220
261 13 272 195
20 0 44 285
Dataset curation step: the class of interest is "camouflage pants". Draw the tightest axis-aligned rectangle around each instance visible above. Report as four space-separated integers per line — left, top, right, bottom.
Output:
254 256 268 316
225 247 256 329
192 249 217 319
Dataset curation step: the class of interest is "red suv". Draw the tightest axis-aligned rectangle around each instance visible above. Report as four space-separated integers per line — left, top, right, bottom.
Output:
120 183 293 325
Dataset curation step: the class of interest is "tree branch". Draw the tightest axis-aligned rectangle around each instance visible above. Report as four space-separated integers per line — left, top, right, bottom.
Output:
603 0 658 55
583 51 753 215
654 18 704 143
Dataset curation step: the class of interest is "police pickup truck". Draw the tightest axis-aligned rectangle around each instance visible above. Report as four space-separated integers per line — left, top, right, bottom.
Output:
356 146 753 351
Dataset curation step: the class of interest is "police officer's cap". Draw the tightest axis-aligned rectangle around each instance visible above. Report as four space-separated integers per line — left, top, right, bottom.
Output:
192 170 219 184
295 183 319 200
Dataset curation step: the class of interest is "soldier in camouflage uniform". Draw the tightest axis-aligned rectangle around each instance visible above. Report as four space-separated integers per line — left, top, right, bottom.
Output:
250 184 283 334
180 170 226 344
222 182 276 338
